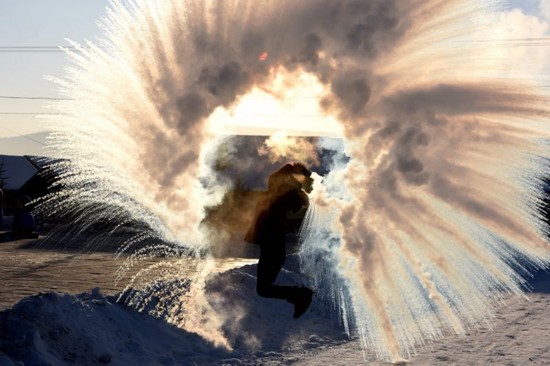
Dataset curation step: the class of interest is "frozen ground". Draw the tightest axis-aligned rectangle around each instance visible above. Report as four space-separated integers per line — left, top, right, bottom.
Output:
0 239 549 365
293 292 550 365
0 239 253 310
0 259 350 365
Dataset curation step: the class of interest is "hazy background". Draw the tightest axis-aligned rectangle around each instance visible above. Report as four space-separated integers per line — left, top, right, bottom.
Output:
0 1 108 155
0 0 549 156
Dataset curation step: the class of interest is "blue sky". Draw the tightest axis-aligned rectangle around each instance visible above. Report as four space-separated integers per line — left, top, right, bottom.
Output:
0 0 548 155
507 0 539 13
0 1 106 94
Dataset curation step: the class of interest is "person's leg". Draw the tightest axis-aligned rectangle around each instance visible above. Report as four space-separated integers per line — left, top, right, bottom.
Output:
290 287 313 318
256 247 313 316
256 248 292 300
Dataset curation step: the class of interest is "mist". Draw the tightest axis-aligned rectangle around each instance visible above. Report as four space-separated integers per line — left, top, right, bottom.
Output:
39 0 550 361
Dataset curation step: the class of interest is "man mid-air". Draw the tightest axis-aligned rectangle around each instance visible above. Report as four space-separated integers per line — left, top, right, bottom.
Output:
245 162 314 318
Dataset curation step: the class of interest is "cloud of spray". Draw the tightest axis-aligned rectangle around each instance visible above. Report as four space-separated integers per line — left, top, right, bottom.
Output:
200 135 323 257
40 0 550 361
210 135 322 190
258 132 320 166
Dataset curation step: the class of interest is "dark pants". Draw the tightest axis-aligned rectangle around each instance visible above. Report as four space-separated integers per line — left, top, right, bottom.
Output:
256 245 300 302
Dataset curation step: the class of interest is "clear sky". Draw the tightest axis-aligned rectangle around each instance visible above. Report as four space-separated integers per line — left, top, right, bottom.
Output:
0 0 548 155
0 1 108 154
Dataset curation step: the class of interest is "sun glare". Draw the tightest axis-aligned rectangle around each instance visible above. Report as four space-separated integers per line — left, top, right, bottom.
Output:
207 69 343 137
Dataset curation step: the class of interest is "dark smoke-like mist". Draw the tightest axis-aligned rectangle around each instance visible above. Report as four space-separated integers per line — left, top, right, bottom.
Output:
41 0 550 361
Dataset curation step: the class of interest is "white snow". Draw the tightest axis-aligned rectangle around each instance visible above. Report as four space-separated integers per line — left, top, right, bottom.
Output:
293 292 550 365
0 258 350 365
1 260 548 365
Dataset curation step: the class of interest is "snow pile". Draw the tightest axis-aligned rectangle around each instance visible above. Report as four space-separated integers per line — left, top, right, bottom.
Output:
0 289 225 365
0 260 349 365
205 259 349 352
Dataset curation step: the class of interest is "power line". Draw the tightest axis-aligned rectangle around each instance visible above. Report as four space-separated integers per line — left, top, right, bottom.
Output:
0 113 70 115
0 96 72 101
0 46 65 54
0 46 111 53
0 124 45 146
0 94 320 101
0 46 109 48
0 50 63 53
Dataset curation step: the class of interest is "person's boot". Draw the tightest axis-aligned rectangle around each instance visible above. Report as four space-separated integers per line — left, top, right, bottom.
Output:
292 287 313 319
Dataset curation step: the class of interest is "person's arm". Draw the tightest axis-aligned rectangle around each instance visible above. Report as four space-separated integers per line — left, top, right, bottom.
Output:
288 189 309 213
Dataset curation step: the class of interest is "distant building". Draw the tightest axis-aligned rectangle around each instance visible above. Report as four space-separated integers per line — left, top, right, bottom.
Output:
0 155 50 215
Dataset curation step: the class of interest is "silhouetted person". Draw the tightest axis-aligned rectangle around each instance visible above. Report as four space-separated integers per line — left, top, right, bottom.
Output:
12 195 34 236
245 162 314 318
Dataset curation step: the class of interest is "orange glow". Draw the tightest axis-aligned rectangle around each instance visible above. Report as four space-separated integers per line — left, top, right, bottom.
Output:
258 51 268 61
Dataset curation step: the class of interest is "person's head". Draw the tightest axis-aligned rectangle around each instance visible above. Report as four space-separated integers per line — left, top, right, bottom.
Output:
268 162 314 193
289 162 314 194
292 173 314 193
289 162 310 177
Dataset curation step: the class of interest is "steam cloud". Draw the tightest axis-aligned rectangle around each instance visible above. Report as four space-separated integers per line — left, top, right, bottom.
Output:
258 132 320 166
40 0 550 361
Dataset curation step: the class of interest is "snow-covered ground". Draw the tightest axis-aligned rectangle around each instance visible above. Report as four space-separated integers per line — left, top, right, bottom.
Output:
1 251 549 365
0 261 350 365
293 292 550 365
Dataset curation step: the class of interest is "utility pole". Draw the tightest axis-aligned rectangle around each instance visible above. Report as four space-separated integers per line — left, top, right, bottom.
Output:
0 158 8 190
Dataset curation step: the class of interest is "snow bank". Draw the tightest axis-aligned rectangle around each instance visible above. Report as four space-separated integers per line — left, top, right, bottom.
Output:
205 258 349 352
0 258 350 365
0 289 226 365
